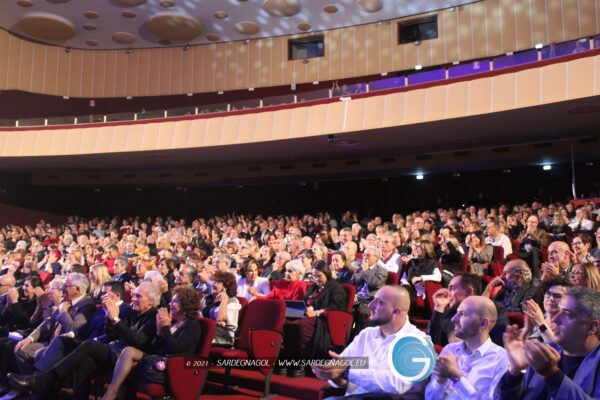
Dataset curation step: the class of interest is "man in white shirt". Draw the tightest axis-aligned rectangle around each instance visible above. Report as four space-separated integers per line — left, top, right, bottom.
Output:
312 286 427 399
485 218 512 260
425 296 509 400
568 207 594 232
377 232 401 273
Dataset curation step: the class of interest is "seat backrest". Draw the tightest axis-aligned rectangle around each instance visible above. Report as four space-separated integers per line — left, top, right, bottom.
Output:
341 284 356 312
461 253 469 271
237 298 286 350
507 312 525 328
492 246 504 262
197 317 217 357
386 271 399 285
236 296 249 309
424 282 442 311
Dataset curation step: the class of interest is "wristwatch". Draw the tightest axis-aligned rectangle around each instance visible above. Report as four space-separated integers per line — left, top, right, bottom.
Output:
539 324 548 333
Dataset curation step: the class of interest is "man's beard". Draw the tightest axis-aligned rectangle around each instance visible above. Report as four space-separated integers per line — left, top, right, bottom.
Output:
368 314 392 327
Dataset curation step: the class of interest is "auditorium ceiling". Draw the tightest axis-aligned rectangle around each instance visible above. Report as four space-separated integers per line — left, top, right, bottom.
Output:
4 0 478 50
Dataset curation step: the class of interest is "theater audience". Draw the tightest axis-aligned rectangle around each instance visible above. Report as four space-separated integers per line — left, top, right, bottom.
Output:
540 241 573 280
569 262 600 291
517 215 548 278
482 260 536 313
237 258 270 301
547 213 571 243
351 246 387 335
89 263 111 304
264 260 306 301
401 239 441 297
330 251 353 285
571 233 597 264
485 218 513 261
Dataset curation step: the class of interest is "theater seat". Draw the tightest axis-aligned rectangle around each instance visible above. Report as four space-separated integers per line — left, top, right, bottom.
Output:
507 312 525 328
209 298 285 398
136 317 216 400
325 284 356 348
386 271 399 285
492 246 504 263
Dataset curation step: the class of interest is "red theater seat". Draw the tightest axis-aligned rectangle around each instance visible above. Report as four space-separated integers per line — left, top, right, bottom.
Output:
386 271 399 285
325 284 356 347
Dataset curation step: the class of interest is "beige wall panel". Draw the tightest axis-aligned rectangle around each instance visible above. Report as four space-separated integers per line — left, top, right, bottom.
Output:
110 125 129 151
214 43 226 91
156 121 176 149
31 44 45 93
444 9 459 63
325 101 345 133
471 2 488 58
289 107 309 138
383 92 405 127
49 130 68 155
6 36 20 90
366 24 380 75
33 131 52 155
204 117 224 146
104 52 117 97
284 37 297 84
562 0 580 40
6 131 23 156
95 127 114 153
259 39 272 87
221 115 240 144
541 63 567 103
318 32 331 82
596 55 600 95
64 128 83 154
273 108 292 139
225 42 237 90
446 82 469 118
392 19 405 71
567 58 595 99
364 96 385 129
181 48 194 94
79 128 99 154
249 40 260 88
355 25 368 77
500 0 516 52
141 123 160 150
425 85 447 121
20 131 39 156
491 73 516 111
485 0 502 57
546 0 564 43
530 0 548 45
172 120 191 148
19 40 35 90
80 51 95 98
271 37 284 86
342 28 355 77
159 48 173 95
125 124 144 151
469 78 492 115
405 41 419 70
515 68 540 108
307 53 319 83
344 98 367 132
237 41 250 89
379 22 393 73
0 32 8 88
307 104 327 136
514 0 532 51
69 50 84 97
92 52 107 97
238 113 258 143
171 48 183 94
405 90 426 124
44 47 59 94
114 51 129 97
187 119 208 147
0 132 8 156
579 0 597 37
458 6 473 60
146 49 160 96
330 29 343 79
192 46 205 93
255 112 274 141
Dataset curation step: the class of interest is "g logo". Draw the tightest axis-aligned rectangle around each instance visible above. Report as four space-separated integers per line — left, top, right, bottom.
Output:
388 334 436 382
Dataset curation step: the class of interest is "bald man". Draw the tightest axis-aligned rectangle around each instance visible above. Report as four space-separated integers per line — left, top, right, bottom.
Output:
541 241 573 281
0 274 16 296
313 286 428 398
426 296 509 400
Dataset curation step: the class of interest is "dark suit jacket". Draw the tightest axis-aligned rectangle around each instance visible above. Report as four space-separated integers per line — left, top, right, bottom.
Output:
29 296 96 343
113 273 133 284
303 280 347 311
102 308 158 353
352 264 388 299
152 319 202 357
73 302 134 343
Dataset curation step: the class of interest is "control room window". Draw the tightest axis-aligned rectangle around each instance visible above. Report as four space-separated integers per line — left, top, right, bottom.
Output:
289 36 325 60
398 16 438 44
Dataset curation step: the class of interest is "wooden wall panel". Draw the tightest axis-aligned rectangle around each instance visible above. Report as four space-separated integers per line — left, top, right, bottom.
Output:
514 0 533 50
383 92 405 127
515 68 540 107
325 101 346 133
79 127 98 154
541 63 567 103
446 82 469 118
172 120 191 147
64 129 82 155
425 86 447 121
289 107 309 138
80 51 95 98
49 130 67 155
307 105 327 136
6 130 24 155
187 119 208 148
111 125 129 151
491 74 516 111
344 99 366 132
363 96 385 129
562 0 581 40
20 131 39 156
272 108 291 139
255 112 274 141
0 0 599 98
95 126 114 153
567 57 595 99
205 117 224 146
405 90 426 124
596 55 600 95
34 131 52 156
469 78 492 115
126 124 144 151
221 115 240 144
156 121 175 149
141 123 160 150
238 113 257 143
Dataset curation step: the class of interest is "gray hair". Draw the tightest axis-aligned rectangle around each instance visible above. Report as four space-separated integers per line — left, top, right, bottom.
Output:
116 257 129 268
364 245 381 259
69 272 89 293
138 281 162 307
217 254 232 269
285 259 305 280
564 286 600 325
144 270 163 281
50 277 66 290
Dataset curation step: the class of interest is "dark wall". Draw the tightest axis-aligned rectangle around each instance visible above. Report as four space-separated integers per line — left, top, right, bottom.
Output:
1 162 599 221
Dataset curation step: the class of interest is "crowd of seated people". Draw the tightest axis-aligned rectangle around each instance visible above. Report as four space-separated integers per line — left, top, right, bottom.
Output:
0 199 598 398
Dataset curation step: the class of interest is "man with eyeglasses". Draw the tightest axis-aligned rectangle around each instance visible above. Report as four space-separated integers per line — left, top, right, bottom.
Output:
496 286 600 399
540 241 573 281
482 260 537 313
351 246 388 335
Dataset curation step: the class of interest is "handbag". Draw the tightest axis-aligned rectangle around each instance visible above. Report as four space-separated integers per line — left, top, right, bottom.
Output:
139 354 167 385
212 324 236 347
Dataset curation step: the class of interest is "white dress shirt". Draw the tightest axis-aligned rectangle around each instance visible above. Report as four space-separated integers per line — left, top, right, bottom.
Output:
485 233 513 259
425 337 508 400
336 320 428 399
377 252 401 273
236 276 270 301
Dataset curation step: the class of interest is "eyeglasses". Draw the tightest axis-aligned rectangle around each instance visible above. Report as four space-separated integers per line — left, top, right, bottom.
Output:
544 291 563 301
570 270 585 277
61 284 78 290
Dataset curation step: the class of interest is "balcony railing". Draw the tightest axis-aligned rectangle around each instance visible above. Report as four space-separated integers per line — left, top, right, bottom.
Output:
4 35 598 129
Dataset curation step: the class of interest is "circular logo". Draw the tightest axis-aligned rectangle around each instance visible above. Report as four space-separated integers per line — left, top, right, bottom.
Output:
388 334 436 382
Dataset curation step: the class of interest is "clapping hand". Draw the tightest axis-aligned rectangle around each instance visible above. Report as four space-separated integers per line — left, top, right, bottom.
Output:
504 324 529 374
